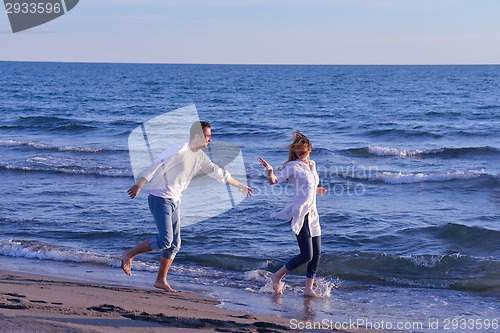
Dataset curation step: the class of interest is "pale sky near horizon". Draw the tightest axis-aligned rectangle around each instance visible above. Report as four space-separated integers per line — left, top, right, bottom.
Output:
1 0 499 65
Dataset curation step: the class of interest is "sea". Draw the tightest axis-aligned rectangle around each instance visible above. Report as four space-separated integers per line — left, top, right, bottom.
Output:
0 62 499 332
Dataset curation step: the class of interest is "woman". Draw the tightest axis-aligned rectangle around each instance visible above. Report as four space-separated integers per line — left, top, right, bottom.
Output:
259 131 327 297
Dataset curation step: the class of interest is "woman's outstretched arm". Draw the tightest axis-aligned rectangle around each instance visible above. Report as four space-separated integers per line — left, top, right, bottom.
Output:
259 157 278 185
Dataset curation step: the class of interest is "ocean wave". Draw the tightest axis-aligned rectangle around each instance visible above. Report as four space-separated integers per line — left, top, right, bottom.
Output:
364 129 442 139
367 146 424 157
0 139 122 153
2 238 498 292
371 169 486 184
0 239 261 290
0 239 164 275
319 251 500 292
15 115 97 132
0 238 339 295
421 223 500 254
0 162 132 178
0 239 113 265
425 111 463 117
180 253 271 271
344 168 489 184
425 146 500 158
345 145 499 159
475 105 500 110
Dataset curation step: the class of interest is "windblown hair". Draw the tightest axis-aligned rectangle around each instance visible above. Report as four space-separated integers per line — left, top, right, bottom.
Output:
282 131 312 168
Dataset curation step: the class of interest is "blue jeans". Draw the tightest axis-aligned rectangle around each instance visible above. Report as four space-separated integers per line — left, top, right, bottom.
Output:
148 195 181 260
285 214 321 278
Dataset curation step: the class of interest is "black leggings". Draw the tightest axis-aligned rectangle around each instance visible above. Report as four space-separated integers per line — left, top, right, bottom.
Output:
285 214 321 278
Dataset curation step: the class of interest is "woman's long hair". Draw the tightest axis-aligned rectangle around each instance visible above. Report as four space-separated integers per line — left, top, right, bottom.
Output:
280 131 312 170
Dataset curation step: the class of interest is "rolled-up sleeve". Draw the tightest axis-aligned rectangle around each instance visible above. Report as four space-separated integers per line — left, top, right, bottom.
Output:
137 159 164 182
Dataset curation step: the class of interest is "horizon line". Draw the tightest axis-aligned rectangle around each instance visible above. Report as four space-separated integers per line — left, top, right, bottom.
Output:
1 60 499 66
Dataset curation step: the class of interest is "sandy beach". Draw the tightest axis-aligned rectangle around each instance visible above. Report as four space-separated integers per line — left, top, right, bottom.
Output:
0 269 295 333
0 269 391 333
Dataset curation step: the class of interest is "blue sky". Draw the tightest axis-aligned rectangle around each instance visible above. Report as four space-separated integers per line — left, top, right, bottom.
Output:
1 0 499 64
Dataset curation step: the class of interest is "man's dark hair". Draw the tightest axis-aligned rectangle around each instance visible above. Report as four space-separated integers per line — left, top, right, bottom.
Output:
190 121 211 140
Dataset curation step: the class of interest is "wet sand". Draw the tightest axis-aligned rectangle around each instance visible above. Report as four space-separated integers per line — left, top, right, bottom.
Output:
0 269 388 333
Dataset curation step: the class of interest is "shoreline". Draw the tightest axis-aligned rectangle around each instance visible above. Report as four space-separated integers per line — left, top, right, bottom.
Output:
0 269 389 333
0 269 293 333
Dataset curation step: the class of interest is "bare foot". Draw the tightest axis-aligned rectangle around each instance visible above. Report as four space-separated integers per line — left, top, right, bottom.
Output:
271 273 284 295
304 288 321 298
154 280 177 292
121 251 132 276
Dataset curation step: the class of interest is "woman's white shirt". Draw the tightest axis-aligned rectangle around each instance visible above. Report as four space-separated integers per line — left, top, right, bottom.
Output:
271 160 321 237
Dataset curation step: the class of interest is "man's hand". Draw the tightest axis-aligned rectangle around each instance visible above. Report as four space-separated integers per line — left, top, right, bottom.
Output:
127 184 142 199
237 183 253 197
127 178 147 199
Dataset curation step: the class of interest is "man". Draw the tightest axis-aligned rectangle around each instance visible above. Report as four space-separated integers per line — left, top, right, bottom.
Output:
122 121 252 292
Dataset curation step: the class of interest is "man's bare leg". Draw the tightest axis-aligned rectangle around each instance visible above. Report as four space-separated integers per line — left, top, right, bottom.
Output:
121 239 151 275
154 256 177 292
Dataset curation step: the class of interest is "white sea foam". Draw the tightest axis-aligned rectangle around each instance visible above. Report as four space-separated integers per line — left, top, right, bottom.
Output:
0 139 104 152
371 169 485 184
244 269 269 282
244 269 341 298
368 145 424 157
366 145 500 159
0 239 162 273
402 253 463 268
0 162 132 177
0 239 111 264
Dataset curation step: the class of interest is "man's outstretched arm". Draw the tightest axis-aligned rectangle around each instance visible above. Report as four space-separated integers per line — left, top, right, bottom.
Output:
227 176 253 197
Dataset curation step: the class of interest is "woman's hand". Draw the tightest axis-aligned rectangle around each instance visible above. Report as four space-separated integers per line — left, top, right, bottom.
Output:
259 157 273 171
259 157 278 185
317 187 328 196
